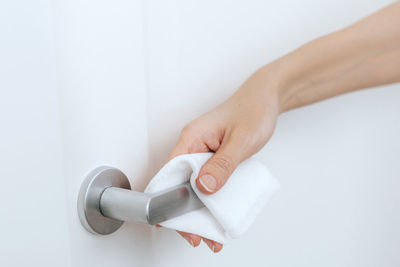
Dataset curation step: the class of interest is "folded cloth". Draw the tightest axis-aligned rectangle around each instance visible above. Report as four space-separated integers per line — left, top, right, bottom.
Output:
144 153 280 244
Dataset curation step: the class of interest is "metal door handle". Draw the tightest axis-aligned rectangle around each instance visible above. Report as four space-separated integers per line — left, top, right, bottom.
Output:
77 166 204 235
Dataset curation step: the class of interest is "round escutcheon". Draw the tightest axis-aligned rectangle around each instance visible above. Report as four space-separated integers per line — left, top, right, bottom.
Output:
77 166 131 235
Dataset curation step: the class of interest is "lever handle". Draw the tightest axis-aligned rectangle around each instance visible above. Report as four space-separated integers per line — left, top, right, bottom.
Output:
77 166 204 235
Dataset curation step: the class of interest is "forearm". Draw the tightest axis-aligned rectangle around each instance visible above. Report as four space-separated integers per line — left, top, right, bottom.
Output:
168 2 400 252
266 2 400 112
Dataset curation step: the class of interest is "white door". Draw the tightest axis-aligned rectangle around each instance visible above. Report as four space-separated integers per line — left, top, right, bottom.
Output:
1 0 399 267
0 0 70 266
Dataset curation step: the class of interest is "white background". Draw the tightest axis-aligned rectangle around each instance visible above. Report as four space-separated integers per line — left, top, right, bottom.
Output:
0 0 398 266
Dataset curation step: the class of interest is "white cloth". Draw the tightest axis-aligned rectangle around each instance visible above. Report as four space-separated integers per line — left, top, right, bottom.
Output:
144 153 280 244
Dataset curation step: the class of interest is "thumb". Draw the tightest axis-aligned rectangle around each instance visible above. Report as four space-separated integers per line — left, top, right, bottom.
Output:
196 133 245 194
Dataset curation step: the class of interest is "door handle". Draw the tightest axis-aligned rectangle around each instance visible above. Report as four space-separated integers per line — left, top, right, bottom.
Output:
77 166 204 235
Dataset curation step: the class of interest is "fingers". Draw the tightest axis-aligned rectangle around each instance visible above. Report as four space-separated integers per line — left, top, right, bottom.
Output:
196 130 248 194
167 127 210 162
169 126 223 251
177 231 202 247
167 137 189 162
202 237 223 253
177 231 223 252
168 124 234 252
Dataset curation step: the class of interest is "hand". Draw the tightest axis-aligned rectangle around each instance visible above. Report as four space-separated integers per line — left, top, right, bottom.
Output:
165 1 400 253
167 67 282 252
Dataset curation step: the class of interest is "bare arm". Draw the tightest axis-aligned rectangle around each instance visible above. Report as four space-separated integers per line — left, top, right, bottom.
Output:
274 2 400 111
169 2 400 252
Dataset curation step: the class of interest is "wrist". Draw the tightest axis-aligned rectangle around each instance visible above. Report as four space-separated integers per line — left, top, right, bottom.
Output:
259 59 298 114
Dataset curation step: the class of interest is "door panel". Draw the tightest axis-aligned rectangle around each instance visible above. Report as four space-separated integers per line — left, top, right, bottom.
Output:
54 0 154 266
0 1 69 266
2 0 399 267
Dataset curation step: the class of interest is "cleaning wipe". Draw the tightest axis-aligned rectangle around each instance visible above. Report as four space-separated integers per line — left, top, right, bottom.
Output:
145 153 279 244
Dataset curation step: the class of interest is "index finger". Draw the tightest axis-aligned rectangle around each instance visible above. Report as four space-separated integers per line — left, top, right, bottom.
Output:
167 137 190 162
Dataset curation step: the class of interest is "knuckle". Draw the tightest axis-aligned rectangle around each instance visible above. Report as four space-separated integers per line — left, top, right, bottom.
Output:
209 154 234 176
180 124 195 137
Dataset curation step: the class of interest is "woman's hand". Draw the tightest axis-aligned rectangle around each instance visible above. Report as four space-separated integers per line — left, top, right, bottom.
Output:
167 1 400 252
168 66 283 252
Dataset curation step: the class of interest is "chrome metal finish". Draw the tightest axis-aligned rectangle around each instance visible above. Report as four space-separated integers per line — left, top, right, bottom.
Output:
78 166 204 235
100 187 151 225
77 166 131 235
148 182 204 225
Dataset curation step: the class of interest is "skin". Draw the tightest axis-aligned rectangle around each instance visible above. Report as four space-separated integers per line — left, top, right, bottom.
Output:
164 2 400 252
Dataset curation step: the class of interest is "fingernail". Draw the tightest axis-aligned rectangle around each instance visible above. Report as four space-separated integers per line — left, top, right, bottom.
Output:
185 237 194 247
199 175 217 193
204 239 215 252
